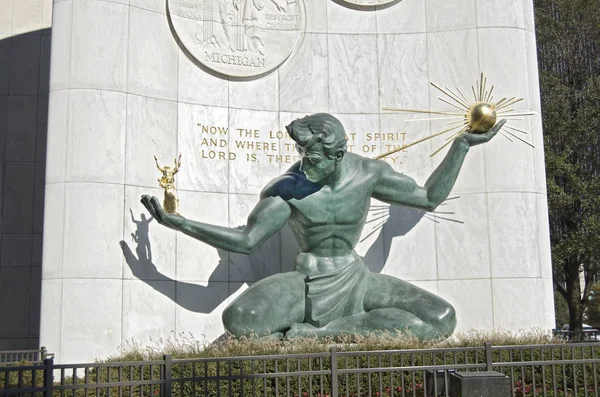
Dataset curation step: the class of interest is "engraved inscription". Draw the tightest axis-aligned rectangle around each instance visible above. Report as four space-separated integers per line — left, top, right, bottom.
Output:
167 0 305 77
195 122 410 167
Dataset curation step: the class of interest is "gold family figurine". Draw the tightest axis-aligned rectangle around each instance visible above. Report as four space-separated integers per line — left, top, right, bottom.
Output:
154 154 182 215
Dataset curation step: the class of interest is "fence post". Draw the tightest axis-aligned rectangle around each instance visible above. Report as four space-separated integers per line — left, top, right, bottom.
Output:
163 354 172 397
43 357 54 397
40 346 47 361
330 347 338 397
484 342 493 371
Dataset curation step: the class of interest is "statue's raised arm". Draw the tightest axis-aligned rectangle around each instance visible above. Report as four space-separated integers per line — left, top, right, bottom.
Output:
372 120 505 211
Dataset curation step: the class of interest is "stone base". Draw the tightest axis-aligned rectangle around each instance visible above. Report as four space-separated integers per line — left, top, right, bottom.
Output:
449 371 511 397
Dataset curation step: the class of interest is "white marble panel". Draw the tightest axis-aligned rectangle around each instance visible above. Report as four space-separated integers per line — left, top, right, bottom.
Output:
175 281 229 342
492 278 545 330
176 190 229 282
45 90 69 183
379 114 433 181
123 186 177 281
425 0 476 32
70 1 128 91
229 73 279 112
49 0 71 91
328 34 378 114
476 0 525 29
41 0 52 29
438 279 494 333
540 278 555 329
60 279 122 363
525 32 541 112
523 0 535 33
426 30 480 104
381 209 436 281
484 117 535 192
228 109 281 194
436 193 491 280
66 90 126 183
131 0 165 14
279 34 329 113
177 103 229 192
304 0 327 33
178 51 228 107
488 192 539 278
41 183 65 279
12 0 43 34
128 7 178 100
326 1 376 34
0 0 13 34
376 0 426 34
122 280 176 344
62 183 125 279
39 279 62 360
331 112 380 163
478 28 530 110
228 194 281 282
378 34 428 111
537 194 552 279
125 94 177 187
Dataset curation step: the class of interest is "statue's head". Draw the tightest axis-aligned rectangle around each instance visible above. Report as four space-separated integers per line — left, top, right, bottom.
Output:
286 113 347 183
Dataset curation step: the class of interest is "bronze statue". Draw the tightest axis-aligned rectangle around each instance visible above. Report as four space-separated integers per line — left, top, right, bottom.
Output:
141 114 505 340
154 154 182 215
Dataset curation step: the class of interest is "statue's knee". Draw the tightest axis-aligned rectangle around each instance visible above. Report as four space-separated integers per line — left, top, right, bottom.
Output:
222 302 261 337
437 304 457 334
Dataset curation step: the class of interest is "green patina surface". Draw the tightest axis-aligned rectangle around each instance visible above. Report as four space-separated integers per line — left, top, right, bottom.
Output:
141 113 504 340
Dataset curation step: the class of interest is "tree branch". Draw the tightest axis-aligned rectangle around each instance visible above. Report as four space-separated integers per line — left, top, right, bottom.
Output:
555 278 568 301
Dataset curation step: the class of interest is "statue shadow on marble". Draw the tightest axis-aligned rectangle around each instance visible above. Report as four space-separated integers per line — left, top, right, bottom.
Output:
120 205 425 314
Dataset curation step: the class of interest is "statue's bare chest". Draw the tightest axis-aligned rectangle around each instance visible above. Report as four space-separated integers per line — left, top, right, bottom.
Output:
288 183 372 227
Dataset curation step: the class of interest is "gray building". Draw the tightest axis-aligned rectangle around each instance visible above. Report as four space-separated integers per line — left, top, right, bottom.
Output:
0 0 51 350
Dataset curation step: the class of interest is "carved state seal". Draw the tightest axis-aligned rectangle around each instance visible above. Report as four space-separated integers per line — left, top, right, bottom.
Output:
167 0 305 77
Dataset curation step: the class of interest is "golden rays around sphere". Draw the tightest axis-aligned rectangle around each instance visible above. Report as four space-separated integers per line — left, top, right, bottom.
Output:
377 73 535 159
467 102 497 133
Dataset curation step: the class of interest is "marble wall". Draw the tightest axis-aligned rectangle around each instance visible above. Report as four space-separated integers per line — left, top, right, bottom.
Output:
41 0 554 363
0 0 51 350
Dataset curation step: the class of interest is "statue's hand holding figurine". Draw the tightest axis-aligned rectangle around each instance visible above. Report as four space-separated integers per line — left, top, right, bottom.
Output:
153 154 182 216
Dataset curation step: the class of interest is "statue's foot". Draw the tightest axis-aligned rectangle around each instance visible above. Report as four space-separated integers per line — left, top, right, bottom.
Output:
284 322 321 340
261 332 284 341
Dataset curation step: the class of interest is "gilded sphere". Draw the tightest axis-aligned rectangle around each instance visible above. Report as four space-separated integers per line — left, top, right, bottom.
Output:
467 102 497 133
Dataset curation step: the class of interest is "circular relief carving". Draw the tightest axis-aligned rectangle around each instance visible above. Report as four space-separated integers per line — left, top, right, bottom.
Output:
339 0 397 5
168 0 306 77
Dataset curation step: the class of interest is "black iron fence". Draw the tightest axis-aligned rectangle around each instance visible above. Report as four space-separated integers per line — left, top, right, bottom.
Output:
0 348 51 364
553 329 600 342
2 342 600 396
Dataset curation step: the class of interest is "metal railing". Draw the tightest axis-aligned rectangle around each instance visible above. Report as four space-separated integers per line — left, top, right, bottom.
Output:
553 329 600 342
0 348 51 365
2 342 600 396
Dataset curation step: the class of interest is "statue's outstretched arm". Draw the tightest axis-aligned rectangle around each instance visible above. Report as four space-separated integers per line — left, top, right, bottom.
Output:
372 120 505 211
154 156 164 172
140 194 291 254
173 154 182 175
